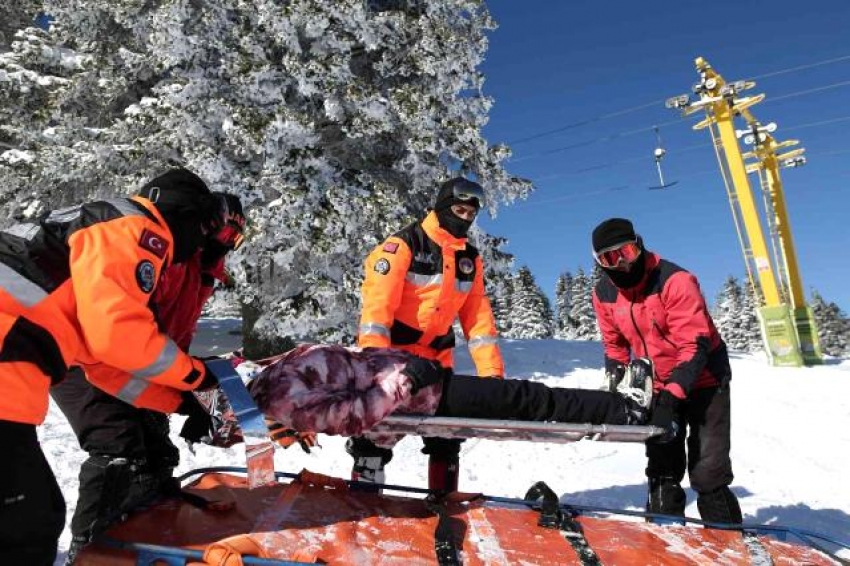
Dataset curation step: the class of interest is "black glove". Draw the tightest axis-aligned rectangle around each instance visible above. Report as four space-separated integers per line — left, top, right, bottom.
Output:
648 390 681 444
177 392 214 443
402 357 450 394
191 357 220 390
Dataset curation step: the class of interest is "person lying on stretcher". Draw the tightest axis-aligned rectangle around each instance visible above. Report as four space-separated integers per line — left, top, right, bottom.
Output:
179 344 656 450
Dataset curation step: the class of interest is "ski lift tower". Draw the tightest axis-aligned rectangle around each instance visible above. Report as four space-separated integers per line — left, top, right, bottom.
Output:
665 57 822 366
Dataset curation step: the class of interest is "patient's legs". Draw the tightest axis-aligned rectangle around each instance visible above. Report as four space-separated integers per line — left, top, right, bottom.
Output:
435 376 638 425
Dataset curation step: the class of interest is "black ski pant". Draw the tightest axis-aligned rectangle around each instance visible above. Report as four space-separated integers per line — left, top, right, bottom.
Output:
436 374 630 424
0 420 66 566
50 369 179 544
645 384 733 492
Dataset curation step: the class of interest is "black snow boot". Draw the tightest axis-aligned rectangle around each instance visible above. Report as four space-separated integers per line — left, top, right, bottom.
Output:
697 486 743 524
647 477 686 517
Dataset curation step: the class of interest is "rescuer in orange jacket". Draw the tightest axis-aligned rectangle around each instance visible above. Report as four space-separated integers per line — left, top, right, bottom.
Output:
349 177 504 493
51 191 246 565
0 168 224 565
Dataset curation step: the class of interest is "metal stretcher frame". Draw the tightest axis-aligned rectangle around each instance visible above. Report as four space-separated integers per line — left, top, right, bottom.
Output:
370 414 666 443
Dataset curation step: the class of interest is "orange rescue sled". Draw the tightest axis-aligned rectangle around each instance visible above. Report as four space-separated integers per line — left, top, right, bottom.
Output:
77 468 845 566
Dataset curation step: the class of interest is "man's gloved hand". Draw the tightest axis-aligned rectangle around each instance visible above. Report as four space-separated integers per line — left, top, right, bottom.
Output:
265 418 319 453
648 390 682 444
402 357 450 394
177 392 214 444
189 357 221 391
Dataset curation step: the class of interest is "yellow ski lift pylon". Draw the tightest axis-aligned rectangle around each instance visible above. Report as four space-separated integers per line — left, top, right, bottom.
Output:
664 57 822 366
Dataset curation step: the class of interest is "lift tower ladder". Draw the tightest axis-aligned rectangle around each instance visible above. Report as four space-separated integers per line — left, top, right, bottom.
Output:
665 57 821 366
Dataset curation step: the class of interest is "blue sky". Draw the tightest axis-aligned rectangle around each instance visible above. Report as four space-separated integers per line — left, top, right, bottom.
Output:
477 1 850 312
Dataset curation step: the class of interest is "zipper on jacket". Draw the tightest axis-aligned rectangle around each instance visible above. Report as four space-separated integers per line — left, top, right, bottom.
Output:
629 301 650 359
652 319 677 349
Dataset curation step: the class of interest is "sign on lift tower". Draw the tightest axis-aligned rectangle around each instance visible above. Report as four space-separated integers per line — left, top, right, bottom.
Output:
665 57 822 366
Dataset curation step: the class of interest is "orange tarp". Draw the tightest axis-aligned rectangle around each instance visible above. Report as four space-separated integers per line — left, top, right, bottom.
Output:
77 471 837 565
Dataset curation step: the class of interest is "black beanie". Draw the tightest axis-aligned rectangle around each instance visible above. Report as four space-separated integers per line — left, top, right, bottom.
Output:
434 177 483 212
138 168 214 263
138 168 213 214
592 218 637 252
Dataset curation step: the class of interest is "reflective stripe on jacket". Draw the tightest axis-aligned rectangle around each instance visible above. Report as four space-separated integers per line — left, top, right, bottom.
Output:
358 211 504 377
84 251 224 412
0 197 206 423
592 252 731 399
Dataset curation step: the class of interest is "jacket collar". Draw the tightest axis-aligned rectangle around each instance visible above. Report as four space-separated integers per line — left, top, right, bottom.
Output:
617 251 661 300
422 210 467 251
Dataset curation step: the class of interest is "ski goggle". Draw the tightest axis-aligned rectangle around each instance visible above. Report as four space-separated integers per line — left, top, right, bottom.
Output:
212 220 245 250
452 183 486 208
594 240 641 269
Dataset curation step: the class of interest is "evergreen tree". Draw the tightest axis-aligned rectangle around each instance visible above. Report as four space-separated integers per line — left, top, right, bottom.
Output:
569 267 598 340
810 290 850 357
0 1 531 350
713 276 763 353
740 279 763 352
475 230 514 335
714 276 747 351
553 271 574 339
504 266 552 339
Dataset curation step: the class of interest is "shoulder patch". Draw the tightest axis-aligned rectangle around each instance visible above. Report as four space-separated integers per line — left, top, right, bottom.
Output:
139 228 169 259
136 260 157 294
383 242 399 254
458 257 475 275
374 258 391 275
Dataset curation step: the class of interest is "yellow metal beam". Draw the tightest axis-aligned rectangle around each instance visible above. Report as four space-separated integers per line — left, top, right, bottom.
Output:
757 137 806 308
695 59 782 306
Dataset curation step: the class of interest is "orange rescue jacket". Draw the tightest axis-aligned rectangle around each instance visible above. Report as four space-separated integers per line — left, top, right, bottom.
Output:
83 251 226 412
0 197 207 424
358 211 504 376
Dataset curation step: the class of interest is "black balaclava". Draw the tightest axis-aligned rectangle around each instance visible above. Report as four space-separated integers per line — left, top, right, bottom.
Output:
592 217 647 289
433 177 482 238
138 168 214 264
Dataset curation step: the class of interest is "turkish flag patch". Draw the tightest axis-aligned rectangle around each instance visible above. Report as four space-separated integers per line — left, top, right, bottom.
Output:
383 242 399 254
138 229 169 259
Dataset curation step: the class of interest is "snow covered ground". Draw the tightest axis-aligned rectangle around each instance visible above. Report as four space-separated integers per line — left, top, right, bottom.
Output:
41 318 850 563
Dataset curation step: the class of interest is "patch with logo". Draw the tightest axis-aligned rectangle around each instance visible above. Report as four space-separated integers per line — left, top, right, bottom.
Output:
383 242 399 254
458 257 475 275
374 258 391 275
135 260 157 294
138 229 169 259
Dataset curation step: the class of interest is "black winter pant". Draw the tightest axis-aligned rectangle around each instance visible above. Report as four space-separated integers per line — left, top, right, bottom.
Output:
50 369 179 543
646 385 734 493
350 375 631 460
0 421 66 566
436 374 630 424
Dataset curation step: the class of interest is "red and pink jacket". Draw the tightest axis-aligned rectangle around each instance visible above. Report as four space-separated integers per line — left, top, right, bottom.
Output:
592 252 731 400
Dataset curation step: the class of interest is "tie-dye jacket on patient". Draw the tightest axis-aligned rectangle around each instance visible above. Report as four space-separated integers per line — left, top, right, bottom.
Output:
212 344 441 448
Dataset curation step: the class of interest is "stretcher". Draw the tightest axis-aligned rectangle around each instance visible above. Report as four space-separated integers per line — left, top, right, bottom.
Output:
372 415 665 443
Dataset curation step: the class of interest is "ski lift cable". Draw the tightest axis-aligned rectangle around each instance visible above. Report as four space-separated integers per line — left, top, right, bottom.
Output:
509 79 850 164
511 146 850 209
506 54 850 146
748 54 850 80
765 78 850 104
531 114 850 183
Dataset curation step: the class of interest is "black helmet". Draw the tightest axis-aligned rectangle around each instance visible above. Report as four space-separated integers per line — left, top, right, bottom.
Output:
434 177 485 212
139 168 216 263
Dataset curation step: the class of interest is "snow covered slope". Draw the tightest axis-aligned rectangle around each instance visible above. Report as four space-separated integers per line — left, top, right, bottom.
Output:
41 320 850 563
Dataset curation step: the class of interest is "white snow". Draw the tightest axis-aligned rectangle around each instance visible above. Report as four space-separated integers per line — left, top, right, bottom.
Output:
39 321 850 564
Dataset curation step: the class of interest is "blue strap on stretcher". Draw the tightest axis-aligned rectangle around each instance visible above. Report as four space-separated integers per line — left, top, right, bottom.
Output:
205 358 276 488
